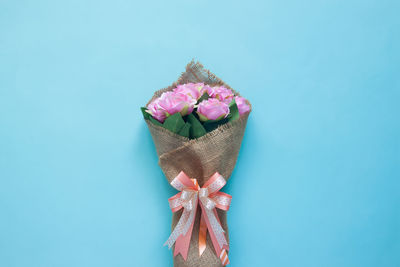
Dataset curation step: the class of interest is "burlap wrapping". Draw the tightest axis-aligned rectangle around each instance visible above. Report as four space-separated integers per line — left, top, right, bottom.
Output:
145 61 251 267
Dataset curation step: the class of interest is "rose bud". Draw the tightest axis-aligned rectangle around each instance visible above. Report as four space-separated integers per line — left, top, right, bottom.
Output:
197 98 230 121
158 91 196 117
235 96 251 115
207 86 234 104
146 98 168 122
173 83 207 100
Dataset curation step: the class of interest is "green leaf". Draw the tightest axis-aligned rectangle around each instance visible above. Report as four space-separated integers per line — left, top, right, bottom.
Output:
149 116 163 126
140 107 151 120
203 117 229 132
163 112 185 134
187 113 207 138
178 122 191 138
197 92 210 104
228 99 239 122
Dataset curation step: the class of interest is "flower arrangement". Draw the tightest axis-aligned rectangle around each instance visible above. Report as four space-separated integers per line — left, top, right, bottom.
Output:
141 83 250 139
141 61 251 267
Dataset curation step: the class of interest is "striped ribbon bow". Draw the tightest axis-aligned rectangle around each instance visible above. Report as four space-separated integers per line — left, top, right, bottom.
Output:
164 171 232 266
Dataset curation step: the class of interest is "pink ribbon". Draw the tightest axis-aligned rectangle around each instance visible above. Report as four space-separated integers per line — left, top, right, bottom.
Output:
164 171 232 266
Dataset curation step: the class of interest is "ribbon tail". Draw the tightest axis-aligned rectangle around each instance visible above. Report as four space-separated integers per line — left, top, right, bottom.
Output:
170 198 198 260
174 213 196 261
199 211 207 256
199 202 229 265
164 209 189 249
219 249 230 266
213 209 229 251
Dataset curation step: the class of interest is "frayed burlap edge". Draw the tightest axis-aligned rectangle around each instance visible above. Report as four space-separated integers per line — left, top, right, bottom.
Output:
146 60 245 106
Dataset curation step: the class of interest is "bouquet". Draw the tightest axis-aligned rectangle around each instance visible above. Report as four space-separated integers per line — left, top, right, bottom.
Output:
141 61 251 266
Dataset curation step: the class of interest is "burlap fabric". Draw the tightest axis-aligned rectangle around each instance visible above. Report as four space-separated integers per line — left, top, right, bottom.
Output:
145 61 251 267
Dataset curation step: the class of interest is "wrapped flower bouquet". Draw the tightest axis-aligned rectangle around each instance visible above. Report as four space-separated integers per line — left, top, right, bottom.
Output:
141 61 251 266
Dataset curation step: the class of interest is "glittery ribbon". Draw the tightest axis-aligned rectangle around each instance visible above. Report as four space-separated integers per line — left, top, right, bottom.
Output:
164 171 232 266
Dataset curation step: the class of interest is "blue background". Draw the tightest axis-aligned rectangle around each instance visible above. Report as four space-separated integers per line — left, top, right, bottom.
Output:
1 0 399 266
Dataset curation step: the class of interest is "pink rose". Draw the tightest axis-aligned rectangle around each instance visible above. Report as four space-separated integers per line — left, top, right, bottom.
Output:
173 83 207 100
146 91 196 122
207 86 234 104
235 96 251 115
146 98 167 122
197 98 230 121
158 91 196 117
